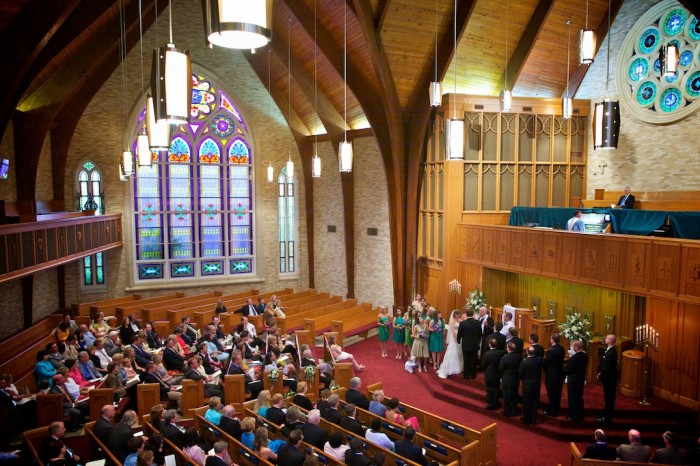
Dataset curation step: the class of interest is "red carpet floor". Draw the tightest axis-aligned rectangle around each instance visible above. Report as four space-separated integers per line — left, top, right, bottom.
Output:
331 335 572 466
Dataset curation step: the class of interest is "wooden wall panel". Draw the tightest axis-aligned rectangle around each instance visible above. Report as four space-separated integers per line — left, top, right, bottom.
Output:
678 303 700 408
650 242 681 297
542 232 560 275
496 229 511 268
465 227 482 263
623 239 650 293
581 237 602 282
417 263 441 309
601 237 625 286
680 244 700 299
510 230 525 271
482 228 496 265
525 231 543 272
560 234 580 280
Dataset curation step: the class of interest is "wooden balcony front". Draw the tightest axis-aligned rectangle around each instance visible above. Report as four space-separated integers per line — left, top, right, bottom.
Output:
0 214 122 284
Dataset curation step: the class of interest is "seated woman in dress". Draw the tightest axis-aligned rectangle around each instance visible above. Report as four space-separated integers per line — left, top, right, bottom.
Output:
182 427 206 466
385 397 419 431
205 396 223 425
240 417 257 450
369 390 387 416
214 299 227 315
254 427 286 462
65 358 89 388
328 335 365 372
254 390 271 417
91 312 111 339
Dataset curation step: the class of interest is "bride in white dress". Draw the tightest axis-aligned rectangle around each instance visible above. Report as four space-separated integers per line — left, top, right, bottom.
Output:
438 310 463 378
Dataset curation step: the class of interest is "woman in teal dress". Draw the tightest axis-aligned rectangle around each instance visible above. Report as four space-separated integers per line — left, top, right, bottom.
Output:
378 306 390 358
392 308 405 359
428 310 446 370
404 307 416 358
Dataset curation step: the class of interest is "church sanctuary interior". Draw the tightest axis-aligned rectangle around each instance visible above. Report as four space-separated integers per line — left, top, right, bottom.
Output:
1 0 700 465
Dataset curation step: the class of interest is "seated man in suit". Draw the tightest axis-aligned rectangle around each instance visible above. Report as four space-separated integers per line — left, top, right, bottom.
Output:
144 361 182 412
617 186 635 209
345 437 384 466
93 404 116 446
219 404 242 439
291 381 314 411
323 394 342 425
237 298 259 316
160 409 186 445
346 377 370 410
617 429 651 463
49 374 88 431
277 429 305 466
206 441 232 466
582 429 617 460
266 393 287 426
226 351 262 397
395 426 427 466
301 409 329 450
340 404 365 436
108 410 138 463
162 336 186 371
652 431 687 465
184 357 224 400
39 421 81 465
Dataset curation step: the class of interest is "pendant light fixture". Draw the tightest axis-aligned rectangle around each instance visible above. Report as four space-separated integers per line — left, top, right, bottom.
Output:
118 0 134 177
446 0 464 161
266 49 275 183
429 0 442 107
286 17 294 179
563 20 573 119
119 163 129 181
580 0 596 64
146 0 171 152
311 0 321 177
152 0 191 125
593 0 620 150
338 0 353 172
136 0 152 167
203 0 272 50
660 2 679 77
500 0 512 112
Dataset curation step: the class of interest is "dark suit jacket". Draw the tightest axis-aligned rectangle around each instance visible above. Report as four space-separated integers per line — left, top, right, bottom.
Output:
292 394 314 411
510 337 524 355
160 421 185 445
301 422 329 450
345 451 373 466
108 423 134 462
598 346 618 382
266 406 286 426
481 348 506 383
652 446 687 464
205 455 229 466
492 332 506 351
94 416 115 445
530 343 545 358
163 347 186 371
346 388 370 411
315 399 330 416
219 416 242 439
565 351 588 386
238 304 258 316
143 372 171 399
132 344 152 367
543 343 565 380
456 318 482 352
395 440 427 466
519 356 543 392
498 352 522 388
340 416 364 436
617 193 635 209
583 443 617 460
277 443 305 466
323 407 342 425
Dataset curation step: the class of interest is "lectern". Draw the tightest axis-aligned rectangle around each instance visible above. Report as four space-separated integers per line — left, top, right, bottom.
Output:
620 349 646 398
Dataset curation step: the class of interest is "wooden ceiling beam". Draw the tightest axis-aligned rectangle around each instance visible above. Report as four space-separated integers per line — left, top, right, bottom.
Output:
497 0 555 92
678 1 700 19
267 33 347 135
0 0 81 140
375 0 391 33
564 0 624 99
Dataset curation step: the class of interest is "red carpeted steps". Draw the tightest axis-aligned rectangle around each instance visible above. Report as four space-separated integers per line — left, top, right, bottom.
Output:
416 369 698 445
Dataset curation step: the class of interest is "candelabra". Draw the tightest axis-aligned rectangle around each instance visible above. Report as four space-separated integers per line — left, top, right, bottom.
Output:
448 279 461 312
635 324 659 406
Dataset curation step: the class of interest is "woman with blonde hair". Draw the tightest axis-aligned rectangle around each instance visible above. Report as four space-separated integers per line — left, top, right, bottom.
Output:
240 417 257 450
253 390 271 416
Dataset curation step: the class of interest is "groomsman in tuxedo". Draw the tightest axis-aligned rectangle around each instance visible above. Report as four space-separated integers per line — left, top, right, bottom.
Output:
456 309 482 379
481 337 505 410
543 333 565 417
498 341 521 417
519 346 543 425
566 340 588 422
597 334 618 423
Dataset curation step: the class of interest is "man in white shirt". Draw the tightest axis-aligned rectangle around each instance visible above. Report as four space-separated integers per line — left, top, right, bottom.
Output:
94 338 113 368
365 417 394 451
500 312 514 336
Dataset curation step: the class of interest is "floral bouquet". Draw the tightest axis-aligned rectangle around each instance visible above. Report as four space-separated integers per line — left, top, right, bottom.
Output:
558 312 592 345
468 287 488 310
418 329 429 339
431 322 444 334
383 319 392 328
303 365 316 382
267 368 280 385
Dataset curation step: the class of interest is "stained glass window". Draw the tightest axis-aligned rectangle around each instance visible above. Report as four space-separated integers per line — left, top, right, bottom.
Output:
77 161 106 288
132 73 255 281
278 166 296 275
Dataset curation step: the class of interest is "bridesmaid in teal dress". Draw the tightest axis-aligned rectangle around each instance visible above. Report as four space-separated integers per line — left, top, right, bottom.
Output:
428 310 446 370
392 308 406 359
378 306 390 358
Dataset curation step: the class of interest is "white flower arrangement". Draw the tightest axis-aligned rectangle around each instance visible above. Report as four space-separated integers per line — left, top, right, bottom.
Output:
558 312 592 345
303 365 316 382
267 368 280 385
467 287 487 310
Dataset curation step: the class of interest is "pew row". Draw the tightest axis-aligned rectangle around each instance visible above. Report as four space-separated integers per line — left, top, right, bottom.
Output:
86 420 124 466
71 295 139 316
124 291 222 323
143 415 199 466
365 382 497 466
569 442 676 466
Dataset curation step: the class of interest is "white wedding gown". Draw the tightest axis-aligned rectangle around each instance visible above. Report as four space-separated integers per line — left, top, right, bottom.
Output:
438 312 463 378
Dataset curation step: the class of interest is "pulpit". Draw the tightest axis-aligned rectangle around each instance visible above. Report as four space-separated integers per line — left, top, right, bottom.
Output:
528 318 558 349
620 349 646 398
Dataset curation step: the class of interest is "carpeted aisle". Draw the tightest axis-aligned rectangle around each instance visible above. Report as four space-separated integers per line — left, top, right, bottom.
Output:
332 334 571 466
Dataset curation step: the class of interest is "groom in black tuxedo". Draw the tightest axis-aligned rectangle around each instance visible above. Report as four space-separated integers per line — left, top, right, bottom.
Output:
456 309 482 379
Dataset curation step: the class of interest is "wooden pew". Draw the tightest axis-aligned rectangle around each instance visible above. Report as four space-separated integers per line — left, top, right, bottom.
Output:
569 442 676 466
164 290 257 329
365 382 497 466
192 407 276 466
137 383 162 425
36 394 65 427
112 293 185 322
580 189 700 211
86 420 124 466
88 388 115 420
279 299 358 332
182 379 205 418
223 374 249 411
138 291 223 323
23 425 49 466
142 415 199 466
71 295 139 317
328 304 377 338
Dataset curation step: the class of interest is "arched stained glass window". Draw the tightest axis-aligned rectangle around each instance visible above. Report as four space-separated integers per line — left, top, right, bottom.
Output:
278 166 296 275
132 73 255 282
76 161 105 288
